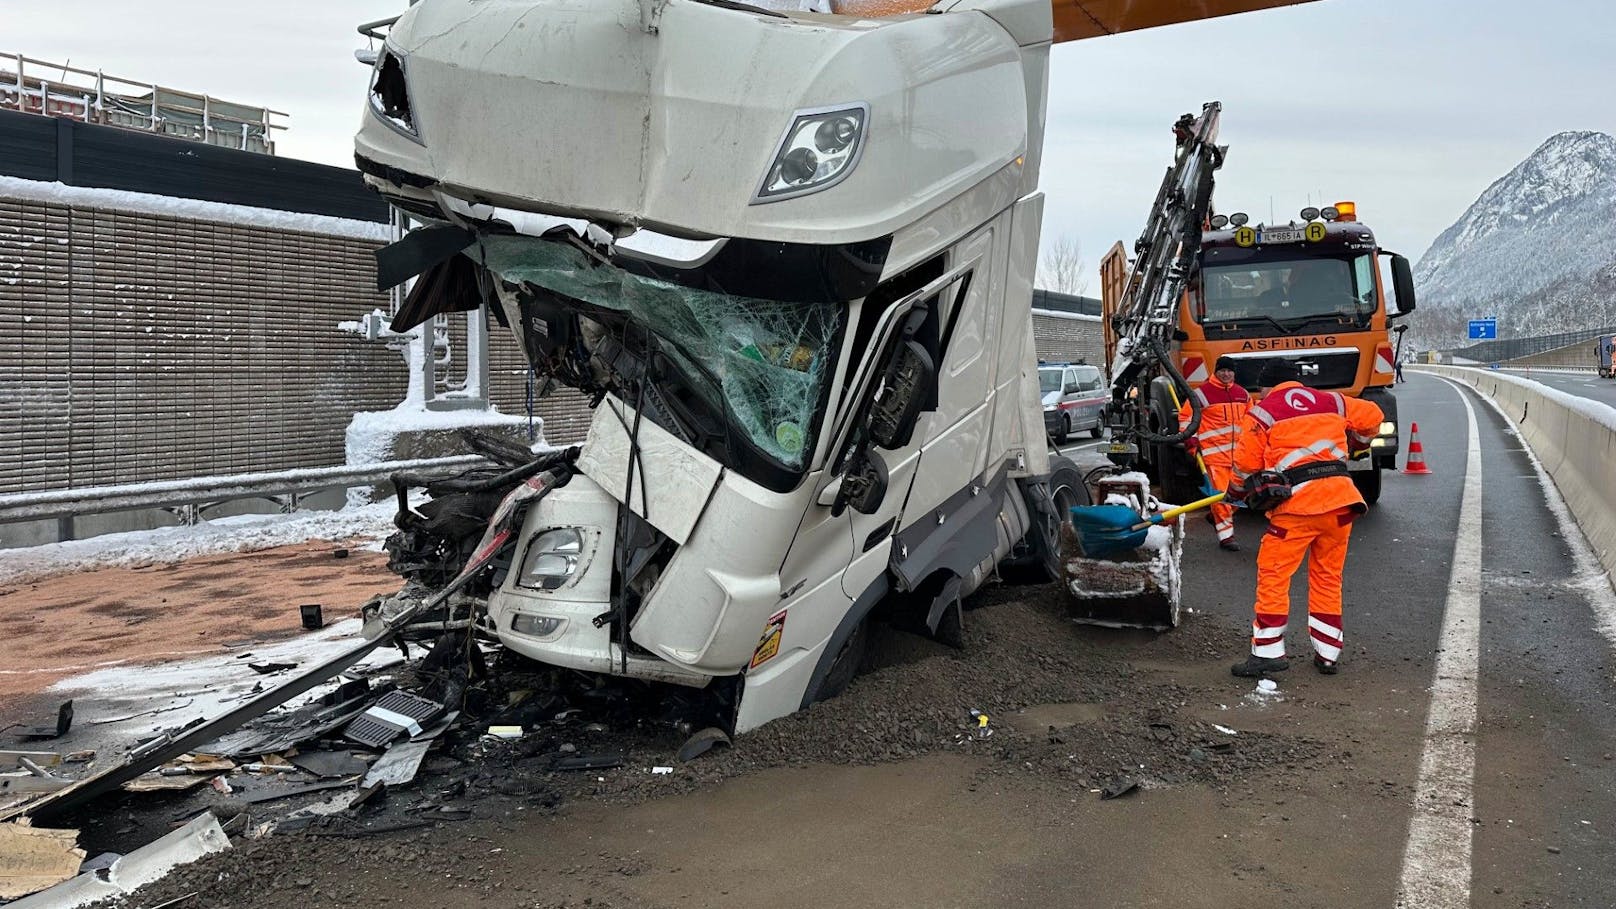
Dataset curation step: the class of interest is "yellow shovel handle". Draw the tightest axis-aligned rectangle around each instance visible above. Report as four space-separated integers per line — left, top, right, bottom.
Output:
1128 492 1226 531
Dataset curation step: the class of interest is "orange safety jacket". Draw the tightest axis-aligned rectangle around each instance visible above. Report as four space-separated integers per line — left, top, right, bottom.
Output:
1231 382 1384 517
1178 376 1250 464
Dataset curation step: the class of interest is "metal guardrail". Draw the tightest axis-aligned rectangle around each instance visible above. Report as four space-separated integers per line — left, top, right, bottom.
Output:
1444 326 1616 364
1504 365 1598 374
0 456 489 539
1 52 287 154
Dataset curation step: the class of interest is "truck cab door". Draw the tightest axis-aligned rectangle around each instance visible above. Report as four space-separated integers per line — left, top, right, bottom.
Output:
767 277 941 645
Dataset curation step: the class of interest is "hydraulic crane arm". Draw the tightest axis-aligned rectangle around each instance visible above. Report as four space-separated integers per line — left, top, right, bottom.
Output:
1106 101 1224 448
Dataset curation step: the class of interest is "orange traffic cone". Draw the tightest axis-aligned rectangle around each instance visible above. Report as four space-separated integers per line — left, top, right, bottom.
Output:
1403 422 1432 475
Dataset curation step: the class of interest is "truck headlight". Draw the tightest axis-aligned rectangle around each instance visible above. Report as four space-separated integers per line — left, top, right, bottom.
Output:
516 528 585 591
1378 421 1396 435
753 104 868 203
1044 404 1057 412
368 49 422 145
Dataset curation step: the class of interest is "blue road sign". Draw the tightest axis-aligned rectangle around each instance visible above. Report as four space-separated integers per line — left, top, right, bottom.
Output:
1468 319 1498 340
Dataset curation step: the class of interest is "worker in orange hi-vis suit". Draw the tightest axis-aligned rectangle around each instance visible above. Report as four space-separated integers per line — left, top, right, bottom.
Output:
1179 355 1249 552
1225 359 1383 677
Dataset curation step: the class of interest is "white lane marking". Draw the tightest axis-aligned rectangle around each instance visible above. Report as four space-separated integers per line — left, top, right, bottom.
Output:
1440 376 1616 649
1396 379 1483 909
1058 440 1108 456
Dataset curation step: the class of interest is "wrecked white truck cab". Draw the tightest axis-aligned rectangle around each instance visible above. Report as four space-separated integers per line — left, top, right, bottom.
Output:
354 0 1071 732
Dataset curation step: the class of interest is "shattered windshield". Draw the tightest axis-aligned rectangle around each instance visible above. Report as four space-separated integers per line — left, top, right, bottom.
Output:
1200 254 1377 329
476 235 843 470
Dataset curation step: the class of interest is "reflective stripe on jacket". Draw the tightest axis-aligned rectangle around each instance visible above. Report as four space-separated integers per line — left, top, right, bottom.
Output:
1231 381 1384 517
1178 377 1250 463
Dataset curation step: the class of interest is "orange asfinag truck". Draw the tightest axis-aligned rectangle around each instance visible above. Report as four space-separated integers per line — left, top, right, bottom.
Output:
1100 201 1418 505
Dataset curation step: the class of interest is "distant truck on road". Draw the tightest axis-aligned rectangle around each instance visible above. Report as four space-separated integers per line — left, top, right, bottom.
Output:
1597 334 1615 378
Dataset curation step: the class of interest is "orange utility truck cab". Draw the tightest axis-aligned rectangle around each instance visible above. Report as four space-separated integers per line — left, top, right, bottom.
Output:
1102 202 1418 505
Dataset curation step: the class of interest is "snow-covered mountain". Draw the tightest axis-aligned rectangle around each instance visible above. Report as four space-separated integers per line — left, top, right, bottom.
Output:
1413 130 1616 347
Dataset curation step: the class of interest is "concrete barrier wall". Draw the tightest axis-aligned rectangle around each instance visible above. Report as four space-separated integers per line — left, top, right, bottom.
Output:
1504 337 1600 370
1417 365 1616 583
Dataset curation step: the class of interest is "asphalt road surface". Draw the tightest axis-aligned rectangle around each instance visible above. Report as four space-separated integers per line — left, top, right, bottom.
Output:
1500 368 1616 409
106 373 1616 909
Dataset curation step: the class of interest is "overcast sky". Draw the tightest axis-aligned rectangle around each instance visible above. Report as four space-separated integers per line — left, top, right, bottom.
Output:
9 0 1614 274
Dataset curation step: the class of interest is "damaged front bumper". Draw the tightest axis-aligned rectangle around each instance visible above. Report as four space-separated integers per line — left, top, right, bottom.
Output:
485 471 714 688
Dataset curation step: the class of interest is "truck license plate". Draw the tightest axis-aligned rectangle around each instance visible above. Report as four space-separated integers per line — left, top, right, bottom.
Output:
1259 227 1303 244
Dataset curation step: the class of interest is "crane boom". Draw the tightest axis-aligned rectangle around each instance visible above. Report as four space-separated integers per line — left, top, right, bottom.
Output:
1103 101 1224 459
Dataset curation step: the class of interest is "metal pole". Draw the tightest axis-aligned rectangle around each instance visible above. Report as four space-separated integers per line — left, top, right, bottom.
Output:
416 320 437 408
526 367 536 441
465 306 489 407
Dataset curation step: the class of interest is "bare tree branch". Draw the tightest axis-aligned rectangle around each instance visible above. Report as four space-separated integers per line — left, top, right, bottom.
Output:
1038 235 1089 296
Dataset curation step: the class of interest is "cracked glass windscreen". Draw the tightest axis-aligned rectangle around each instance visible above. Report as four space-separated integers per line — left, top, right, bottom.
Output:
476 235 843 469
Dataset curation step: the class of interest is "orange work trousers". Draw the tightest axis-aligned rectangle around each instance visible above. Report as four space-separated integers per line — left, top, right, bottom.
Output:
1203 460 1236 541
1249 507 1354 662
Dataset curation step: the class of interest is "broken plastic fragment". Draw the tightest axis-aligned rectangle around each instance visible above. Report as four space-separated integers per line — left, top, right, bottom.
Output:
676 727 733 763
1100 777 1139 800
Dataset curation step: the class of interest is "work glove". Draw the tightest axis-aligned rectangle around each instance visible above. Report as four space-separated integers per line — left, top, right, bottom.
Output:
1347 431 1373 459
1183 436 1201 454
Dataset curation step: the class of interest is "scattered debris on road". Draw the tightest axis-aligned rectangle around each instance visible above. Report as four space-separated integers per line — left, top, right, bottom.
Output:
0 822 83 899
4 813 229 907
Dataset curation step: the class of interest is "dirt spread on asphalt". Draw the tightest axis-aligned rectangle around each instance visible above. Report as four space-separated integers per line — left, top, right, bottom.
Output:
109 579 1368 909
0 542 398 709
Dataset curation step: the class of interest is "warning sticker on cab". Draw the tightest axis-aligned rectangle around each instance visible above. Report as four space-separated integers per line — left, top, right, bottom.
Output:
750 609 787 669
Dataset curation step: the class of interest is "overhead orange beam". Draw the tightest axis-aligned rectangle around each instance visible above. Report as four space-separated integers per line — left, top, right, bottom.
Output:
831 0 1320 43
1049 0 1319 42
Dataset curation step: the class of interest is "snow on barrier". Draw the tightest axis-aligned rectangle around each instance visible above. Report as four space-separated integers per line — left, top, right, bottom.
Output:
1417 365 1616 582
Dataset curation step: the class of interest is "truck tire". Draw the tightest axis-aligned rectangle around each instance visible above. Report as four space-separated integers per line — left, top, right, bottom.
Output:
1089 421 1104 439
1055 413 1071 444
810 616 869 704
1352 466 1382 506
1004 455 1089 584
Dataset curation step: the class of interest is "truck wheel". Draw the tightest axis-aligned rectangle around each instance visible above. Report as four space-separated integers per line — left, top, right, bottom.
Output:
1352 466 1382 506
1055 414 1071 444
1004 455 1088 584
810 617 869 704
1089 422 1104 439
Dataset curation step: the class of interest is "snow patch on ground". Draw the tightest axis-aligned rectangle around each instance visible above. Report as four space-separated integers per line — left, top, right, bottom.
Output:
0 503 397 587
0 175 390 242
34 619 405 765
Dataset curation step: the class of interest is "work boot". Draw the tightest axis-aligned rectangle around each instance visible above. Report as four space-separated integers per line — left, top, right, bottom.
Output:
1219 539 1241 552
1314 655 1340 675
1230 655 1289 677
